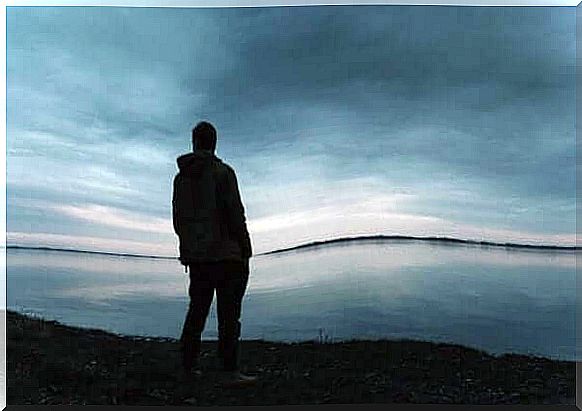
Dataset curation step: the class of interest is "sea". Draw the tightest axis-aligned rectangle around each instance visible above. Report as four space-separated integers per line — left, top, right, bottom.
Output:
7 239 578 361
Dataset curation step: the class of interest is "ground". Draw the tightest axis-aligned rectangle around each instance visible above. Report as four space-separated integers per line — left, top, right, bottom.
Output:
7 310 575 406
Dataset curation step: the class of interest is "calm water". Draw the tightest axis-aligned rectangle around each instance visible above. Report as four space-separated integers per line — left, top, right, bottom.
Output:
7 240 578 360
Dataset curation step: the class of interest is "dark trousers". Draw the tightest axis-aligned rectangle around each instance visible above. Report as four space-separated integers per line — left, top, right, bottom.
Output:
180 259 249 371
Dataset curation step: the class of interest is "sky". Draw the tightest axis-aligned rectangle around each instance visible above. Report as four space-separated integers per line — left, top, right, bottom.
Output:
6 5 576 256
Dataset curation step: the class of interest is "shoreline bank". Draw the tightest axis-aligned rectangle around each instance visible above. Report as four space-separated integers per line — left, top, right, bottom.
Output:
8 310 575 405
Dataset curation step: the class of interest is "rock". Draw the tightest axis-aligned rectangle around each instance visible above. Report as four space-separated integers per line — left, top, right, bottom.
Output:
183 397 197 405
528 378 544 387
149 389 169 401
323 393 333 403
439 395 454 403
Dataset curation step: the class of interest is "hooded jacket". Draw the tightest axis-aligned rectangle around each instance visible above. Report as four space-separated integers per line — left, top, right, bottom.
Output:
172 149 252 264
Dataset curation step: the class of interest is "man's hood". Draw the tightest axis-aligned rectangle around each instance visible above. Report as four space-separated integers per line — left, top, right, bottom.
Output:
176 149 222 174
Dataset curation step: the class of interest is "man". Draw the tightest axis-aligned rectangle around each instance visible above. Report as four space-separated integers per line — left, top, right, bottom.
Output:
172 121 256 385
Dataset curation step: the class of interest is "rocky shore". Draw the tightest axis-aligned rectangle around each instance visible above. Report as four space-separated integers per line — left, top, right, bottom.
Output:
8 310 575 405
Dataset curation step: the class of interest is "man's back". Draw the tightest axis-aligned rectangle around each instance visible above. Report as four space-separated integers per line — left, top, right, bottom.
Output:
175 121 256 383
172 149 252 265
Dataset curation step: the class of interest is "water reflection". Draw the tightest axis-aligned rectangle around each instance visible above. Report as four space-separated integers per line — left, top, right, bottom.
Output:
7 241 577 360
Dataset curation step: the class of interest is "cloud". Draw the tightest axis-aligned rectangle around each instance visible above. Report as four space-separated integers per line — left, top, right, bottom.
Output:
52 204 172 234
6 6 575 255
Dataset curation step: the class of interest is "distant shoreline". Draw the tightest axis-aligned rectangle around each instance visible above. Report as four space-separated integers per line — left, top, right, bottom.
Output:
5 245 177 260
5 234 579 260
260 235 581 255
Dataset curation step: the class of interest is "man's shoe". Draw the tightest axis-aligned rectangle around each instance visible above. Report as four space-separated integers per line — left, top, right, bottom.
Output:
221 371 257 388
182 359 202 379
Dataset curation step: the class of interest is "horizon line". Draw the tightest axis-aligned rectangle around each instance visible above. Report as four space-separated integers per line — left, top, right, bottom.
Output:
4 234 579 260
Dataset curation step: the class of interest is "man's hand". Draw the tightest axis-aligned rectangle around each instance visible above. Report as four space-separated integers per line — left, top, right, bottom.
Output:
179 257 189 273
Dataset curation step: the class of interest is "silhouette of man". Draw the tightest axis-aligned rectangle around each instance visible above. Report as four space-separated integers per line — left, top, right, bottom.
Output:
172 121 255 384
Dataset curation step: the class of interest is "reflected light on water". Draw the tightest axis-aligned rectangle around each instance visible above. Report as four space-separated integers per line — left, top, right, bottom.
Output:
6 241 577 360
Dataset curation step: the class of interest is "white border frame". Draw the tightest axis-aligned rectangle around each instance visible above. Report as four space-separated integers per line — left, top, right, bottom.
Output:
2 1 578 409
2 0 580 7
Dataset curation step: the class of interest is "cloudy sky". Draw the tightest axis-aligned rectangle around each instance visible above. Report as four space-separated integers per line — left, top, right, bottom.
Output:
7 5 576 256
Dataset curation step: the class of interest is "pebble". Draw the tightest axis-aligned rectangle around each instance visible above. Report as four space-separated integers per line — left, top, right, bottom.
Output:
528 378 544 386
183 397 198 405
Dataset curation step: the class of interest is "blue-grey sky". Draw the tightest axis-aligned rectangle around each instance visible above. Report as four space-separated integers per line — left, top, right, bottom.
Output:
7 5 576 255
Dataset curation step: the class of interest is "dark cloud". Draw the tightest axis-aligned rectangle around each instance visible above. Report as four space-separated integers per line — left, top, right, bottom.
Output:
6 5 576 252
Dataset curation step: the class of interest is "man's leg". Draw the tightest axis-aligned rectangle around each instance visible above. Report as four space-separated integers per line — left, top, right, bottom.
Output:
216 260 249 372
180 264 215 372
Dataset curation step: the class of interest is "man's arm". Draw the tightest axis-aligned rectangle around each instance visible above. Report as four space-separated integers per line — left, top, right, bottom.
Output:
172 174 181 236
221 167 252 259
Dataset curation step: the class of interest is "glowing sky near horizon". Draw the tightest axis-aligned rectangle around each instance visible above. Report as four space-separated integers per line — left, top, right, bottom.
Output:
7 5 576 256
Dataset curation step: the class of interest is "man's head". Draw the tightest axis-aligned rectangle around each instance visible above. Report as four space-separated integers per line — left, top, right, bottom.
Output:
192 121 217 152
